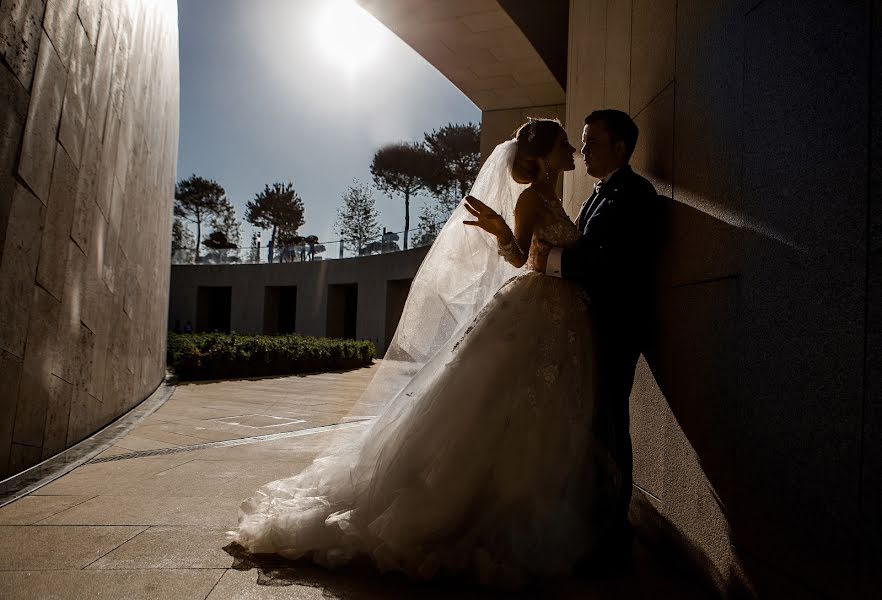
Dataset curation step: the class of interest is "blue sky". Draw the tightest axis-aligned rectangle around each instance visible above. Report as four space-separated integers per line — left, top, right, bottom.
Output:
176 0 480 248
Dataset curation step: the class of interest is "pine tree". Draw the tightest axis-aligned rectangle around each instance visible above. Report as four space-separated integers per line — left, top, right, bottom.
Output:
209 199 241 249
370 142 437 250
174 175 227 261
245 182 305 264
334 180 380 254
423 122 481 199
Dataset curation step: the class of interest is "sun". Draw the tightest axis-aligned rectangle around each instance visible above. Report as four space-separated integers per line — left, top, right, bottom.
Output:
313 0 386 74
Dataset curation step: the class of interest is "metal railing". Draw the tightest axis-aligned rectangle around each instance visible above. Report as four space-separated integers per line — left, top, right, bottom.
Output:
171 224 446 266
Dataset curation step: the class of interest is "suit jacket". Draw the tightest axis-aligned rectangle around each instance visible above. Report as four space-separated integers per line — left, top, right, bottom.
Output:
562 165 660 352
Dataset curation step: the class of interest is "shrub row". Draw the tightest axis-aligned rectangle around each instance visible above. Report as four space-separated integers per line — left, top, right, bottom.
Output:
167 332 375 381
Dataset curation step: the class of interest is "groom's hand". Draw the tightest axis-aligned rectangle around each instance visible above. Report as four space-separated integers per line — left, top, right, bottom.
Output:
463 196 513 244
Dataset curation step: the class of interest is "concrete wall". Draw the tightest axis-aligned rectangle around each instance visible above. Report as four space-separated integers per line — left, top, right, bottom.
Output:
168 248 431 354
0 0 179 478
479 103 566 159
561 0 877 596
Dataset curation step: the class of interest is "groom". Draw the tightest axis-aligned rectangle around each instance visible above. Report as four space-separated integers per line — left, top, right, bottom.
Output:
466 109 660 564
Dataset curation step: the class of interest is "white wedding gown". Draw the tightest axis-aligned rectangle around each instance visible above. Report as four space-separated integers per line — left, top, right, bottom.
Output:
234 145 609 587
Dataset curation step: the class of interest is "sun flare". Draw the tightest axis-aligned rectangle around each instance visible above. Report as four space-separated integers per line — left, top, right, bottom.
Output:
313 0 386 74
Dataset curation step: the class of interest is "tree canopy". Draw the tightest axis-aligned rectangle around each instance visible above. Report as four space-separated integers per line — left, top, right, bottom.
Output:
370 142 437 250
245 182 305 263
335 179 380 254
208 200 241 249
174 175 227 261
423 122 481 199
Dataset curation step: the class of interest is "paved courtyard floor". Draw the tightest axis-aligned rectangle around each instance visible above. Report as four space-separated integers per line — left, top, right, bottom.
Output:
0 364 714 599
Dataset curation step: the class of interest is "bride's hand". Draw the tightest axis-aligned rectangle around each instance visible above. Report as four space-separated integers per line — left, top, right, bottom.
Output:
463 196 513 243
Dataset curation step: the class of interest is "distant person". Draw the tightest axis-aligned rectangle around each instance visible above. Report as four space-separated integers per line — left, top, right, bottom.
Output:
183 321 193 334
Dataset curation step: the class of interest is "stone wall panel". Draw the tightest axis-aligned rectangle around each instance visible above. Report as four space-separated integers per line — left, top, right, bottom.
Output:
18 30 65 203
109 10 132 115
862 249 882 595
8 442 40 474
58 21 95 167
35 144 76 299
602 0 631 111
86 8 115 144
0 184 44 358
630 83 673 199
0 351 24 476
671 0 744 287
0 62 29 266
629 355 666 500
42 0 76 68
41 373 72 459
563 0 606 215
95 110 119 218
0 0 45 91
77 0 101 49
629 0 675 116
0 0 178 476
864 0 882 593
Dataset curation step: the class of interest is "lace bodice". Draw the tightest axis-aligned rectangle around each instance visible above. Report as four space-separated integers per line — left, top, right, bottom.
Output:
527 194 579 270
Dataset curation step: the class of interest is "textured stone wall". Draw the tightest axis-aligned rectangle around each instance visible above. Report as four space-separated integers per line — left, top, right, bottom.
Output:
0 0 179 478
564 0 876 596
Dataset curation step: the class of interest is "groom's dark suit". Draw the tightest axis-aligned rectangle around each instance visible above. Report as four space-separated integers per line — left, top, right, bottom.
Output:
559 164 659 544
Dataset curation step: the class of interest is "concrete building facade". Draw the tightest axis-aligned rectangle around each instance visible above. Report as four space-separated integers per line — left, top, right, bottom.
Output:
0 0 179 478
168 247 430 353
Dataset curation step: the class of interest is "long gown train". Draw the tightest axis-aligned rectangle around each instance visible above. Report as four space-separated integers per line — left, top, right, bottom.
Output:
234 152 612 587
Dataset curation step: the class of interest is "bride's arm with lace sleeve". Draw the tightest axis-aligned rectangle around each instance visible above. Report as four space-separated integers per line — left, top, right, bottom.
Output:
464 191 543 268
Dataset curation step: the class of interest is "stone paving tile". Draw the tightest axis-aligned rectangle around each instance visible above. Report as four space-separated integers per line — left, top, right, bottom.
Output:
0 569 224 600
39 465 237 500
113 435 180 452
174 429 360 463
32 456 191 496
88 526 234 569
0 494 94 524
119 424 210 447
38 495 240 529
204 563 505 600
205 569 336 600
0 366 720 597
0 524 145 570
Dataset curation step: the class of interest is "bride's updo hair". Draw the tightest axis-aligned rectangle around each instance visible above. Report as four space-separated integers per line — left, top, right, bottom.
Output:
511 118 564 184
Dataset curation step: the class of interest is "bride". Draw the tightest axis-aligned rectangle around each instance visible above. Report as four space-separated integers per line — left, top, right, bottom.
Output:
233 119 616 587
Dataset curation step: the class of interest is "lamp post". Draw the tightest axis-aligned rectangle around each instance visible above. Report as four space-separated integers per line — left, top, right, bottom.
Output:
256 232 261 264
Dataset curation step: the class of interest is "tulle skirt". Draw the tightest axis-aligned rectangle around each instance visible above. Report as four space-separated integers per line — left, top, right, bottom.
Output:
234 272 607 587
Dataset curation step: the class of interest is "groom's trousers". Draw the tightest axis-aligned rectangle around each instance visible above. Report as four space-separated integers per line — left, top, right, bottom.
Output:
592 320 641 542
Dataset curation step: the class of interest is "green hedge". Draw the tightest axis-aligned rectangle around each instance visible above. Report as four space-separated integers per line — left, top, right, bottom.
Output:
167 332 375 381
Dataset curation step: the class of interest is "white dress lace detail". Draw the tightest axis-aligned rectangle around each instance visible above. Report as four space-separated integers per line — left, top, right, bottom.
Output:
233 195 603 588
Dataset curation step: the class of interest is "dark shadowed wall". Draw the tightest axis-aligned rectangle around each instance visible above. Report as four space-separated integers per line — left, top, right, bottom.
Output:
562 0 878 597
0 0 179 478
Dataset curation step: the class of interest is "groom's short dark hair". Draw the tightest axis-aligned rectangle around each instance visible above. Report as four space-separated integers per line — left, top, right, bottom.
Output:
585 109 639 161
